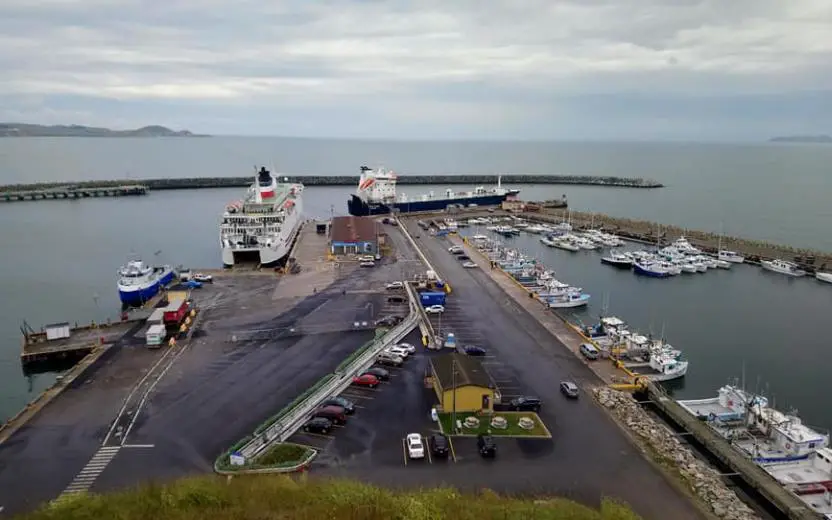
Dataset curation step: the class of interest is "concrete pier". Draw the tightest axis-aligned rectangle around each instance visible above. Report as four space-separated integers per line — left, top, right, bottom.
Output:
1 184 147 202
0 173 663 196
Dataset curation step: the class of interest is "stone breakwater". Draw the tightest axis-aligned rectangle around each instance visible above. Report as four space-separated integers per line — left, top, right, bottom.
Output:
594 388 760 520
532 209 832 270
0 173 663 192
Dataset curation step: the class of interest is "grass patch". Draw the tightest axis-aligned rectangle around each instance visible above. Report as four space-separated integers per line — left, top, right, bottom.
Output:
26 475 642 520
257 443 310 467
438 411 551 437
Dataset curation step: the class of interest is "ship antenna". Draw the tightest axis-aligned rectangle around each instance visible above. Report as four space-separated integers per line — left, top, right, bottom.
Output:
498 174 502 189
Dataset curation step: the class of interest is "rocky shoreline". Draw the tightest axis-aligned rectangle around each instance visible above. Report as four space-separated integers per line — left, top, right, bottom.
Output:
530 209 831 271
594 388 760 520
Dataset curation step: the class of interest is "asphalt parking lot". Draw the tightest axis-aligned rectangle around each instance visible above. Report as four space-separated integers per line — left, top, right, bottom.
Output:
323 219 703 520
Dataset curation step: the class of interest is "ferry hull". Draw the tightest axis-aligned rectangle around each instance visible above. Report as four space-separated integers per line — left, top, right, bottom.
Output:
118 268 173 306
348 193 512 216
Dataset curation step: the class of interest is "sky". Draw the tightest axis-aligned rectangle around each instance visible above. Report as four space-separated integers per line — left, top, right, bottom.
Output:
0 0 830 140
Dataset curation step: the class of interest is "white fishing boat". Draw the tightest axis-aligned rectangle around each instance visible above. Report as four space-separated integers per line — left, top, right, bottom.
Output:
540 236 557 247
525 224 547 234
762 447 832 496
624 343 688 381
816 272 832 284
715 259 732 269
679 385 829 464
546 291 591 308
719 250 745 263
761 259 807 277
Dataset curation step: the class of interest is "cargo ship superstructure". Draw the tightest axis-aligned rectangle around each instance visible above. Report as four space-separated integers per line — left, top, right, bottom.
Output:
220 167 303 267
347 166 519 216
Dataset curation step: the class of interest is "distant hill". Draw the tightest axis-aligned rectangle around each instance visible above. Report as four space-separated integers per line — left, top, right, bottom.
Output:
769 134 832 143
0 123 208 137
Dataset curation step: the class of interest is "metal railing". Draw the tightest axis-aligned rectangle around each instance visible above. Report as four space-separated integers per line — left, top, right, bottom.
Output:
238 307 418 461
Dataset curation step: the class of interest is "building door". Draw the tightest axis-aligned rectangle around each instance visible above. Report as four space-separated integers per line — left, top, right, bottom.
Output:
482 394 491 411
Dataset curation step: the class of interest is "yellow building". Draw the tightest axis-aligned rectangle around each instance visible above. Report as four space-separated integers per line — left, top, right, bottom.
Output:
429 353 495 413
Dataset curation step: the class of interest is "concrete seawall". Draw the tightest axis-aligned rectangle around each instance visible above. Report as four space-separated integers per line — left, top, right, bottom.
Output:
0 173 664 193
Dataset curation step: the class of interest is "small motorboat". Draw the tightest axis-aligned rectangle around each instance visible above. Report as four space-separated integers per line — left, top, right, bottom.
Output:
718 250 745 263
816 271 832 284
633 259 672 278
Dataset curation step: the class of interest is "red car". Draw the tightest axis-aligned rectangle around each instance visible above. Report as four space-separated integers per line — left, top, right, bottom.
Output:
352 374 379 388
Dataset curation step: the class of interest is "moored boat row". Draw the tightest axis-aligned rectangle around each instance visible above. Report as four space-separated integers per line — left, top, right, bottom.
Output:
678 384 832 516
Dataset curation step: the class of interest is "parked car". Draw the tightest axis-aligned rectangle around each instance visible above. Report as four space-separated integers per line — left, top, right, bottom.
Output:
463 345 487 357
448 246 463 254
457 255 471 261
429 433 450 458
352 374 379 388
462 262 478 268
424 305 445 314
192 273 213 283
313 405 347 425
303 417 333 434
406 433 425 459
182 280 203 289
385 281 404 290
321 396 356 414
363 367 390 381
360 261 375 268
560 381 580 399
376 351 404 367
510 396 542 412
376 315 403 327
384 346 410 358
477 434 497 458
387 295 407 304
395 342 416 354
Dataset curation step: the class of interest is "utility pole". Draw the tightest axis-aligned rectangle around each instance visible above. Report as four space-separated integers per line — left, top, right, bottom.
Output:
451 357 457 434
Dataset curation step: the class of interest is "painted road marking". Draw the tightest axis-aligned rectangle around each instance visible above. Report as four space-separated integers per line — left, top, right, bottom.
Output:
122 444 155 449
56 446 121 500
402 438 408 466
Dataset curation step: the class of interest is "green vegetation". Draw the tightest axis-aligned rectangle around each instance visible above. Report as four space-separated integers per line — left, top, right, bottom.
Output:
257 443 312 468
253 374 335 435
438 412 551 438
25 476 642 520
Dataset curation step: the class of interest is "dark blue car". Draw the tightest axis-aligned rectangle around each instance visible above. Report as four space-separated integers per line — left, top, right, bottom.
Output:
464 345 487 357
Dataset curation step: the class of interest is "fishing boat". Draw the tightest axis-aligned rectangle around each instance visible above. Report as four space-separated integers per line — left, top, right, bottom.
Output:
761 259 807 277
552 238 580 252
633 258 673 278
117 258 175 307
540 236 557 247
719 250 745 263
545 290 591 308
600 251 633 268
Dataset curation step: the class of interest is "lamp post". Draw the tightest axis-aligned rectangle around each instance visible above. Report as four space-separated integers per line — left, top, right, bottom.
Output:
451 357 457 434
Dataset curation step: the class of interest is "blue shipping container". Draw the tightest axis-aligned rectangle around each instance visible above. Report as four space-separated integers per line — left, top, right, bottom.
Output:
420 291 446 307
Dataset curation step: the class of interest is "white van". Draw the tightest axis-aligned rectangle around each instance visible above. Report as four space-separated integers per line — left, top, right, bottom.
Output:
579 343 600 360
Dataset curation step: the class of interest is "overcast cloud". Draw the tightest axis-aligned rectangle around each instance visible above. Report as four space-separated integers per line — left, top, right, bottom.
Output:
0 0 830 139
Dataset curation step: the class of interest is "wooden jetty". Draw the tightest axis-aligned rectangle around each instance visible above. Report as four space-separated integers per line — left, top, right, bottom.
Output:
1 184 147 203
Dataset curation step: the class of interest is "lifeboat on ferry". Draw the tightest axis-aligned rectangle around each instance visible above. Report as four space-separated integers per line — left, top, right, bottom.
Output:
225 201 243 213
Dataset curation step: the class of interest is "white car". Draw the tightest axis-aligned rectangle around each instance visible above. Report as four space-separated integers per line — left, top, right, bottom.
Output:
406 433 425 459
193 273 213 283
385 346 410 358
448 246 463 254
396 342 416 354
386 281 404 290
424 305 445 314
462 262 478 268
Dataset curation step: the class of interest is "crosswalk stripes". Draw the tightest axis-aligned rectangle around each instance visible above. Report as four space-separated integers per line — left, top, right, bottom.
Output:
53 446 121 501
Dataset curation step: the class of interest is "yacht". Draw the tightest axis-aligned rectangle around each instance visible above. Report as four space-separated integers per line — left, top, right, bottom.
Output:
552 238 580 252
545 290 591 309
540 236 557 247
761 259 807 277
525 224 547 234
601 251 634 268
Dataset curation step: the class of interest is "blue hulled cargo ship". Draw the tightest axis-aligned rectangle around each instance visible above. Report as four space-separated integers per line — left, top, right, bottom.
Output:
347 166 519 216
